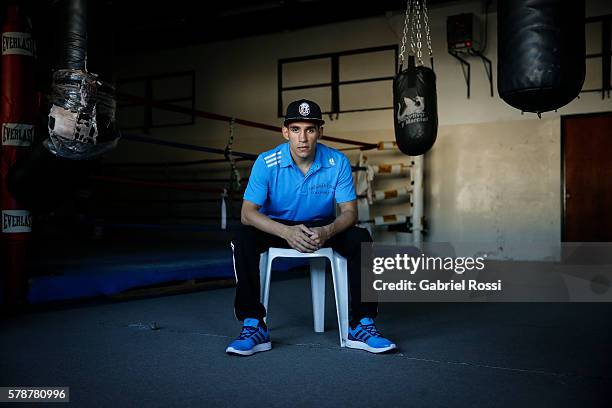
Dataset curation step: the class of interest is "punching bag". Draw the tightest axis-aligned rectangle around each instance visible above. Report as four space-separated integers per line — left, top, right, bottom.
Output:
393 56 438 156
45 0 119 159
7 0 117 211
1 5 37 306
497 0 585 114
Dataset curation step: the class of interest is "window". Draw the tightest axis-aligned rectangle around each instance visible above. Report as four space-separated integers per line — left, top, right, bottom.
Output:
116 71 196 130
278 45 398 118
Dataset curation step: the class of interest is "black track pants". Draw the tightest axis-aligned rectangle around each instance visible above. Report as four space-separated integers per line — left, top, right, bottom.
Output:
230 219 378 324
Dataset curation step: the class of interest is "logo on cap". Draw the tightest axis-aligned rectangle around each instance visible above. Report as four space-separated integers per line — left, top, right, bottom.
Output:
298 102 310 116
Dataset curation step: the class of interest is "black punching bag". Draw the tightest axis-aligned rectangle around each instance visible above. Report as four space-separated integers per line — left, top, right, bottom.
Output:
7 0 117 211
393 56 438 156
497 0 585 114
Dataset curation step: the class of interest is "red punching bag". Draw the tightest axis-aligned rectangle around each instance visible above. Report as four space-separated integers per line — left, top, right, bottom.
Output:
1 5 36 306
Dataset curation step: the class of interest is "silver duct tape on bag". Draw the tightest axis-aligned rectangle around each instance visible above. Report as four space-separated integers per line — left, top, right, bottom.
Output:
45 69 120 159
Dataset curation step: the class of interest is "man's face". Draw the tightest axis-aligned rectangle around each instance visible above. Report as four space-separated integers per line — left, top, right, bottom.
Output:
282 121 322 161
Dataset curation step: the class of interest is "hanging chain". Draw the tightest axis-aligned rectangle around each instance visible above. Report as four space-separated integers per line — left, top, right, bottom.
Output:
226 118 241 191
423 0 433 59
414 0 423 65
399 0 433 69
227 118 235 155
409 0 417 58
399 0 413 68
400 0 418 67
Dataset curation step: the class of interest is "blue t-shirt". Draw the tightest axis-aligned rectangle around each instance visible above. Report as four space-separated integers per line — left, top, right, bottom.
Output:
243 142 357 221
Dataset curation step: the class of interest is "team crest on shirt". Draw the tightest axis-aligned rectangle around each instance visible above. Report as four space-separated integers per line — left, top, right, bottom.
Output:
309 183 334 195
328 158 335 166
299 102 310 116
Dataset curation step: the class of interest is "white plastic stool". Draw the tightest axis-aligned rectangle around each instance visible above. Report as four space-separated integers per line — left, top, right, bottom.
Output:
259 247 349 347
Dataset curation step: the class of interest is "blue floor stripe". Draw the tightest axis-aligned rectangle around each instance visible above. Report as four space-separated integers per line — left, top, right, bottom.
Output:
27 246 311 303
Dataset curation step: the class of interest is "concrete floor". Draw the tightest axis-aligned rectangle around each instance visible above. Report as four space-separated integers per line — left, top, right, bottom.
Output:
1 275 611 407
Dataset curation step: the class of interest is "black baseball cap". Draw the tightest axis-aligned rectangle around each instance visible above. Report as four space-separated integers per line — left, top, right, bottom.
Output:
283 99 325 126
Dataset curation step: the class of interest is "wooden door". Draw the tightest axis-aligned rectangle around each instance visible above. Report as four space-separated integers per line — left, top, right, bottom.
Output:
563 112 612 241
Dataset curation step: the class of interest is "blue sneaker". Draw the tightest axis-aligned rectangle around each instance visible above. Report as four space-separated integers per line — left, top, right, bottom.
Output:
225 318 271 356
346 318 396 353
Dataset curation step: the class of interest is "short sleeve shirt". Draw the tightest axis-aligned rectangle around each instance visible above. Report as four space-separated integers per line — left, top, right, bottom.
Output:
243 142 357 221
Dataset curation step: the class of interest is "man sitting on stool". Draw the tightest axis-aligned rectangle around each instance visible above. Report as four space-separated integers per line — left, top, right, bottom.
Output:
226 99 396 356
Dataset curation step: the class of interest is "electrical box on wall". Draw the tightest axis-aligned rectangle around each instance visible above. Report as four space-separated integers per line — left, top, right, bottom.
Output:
446 11 492 99
447 13 482 51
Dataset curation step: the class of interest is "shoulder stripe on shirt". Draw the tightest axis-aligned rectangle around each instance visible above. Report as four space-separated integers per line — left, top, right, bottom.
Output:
264 151 282 161
265 155 281 164
264 151 282 167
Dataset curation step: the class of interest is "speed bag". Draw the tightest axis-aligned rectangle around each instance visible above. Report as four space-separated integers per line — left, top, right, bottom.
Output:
497 0 585 113
393 62 438 156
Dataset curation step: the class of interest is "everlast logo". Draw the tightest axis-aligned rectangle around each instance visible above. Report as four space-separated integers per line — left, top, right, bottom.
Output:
2 210 32 233
2 123 34 146
2 32 35 56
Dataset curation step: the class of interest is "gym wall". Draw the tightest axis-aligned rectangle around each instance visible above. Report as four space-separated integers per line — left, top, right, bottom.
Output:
113 0 612 260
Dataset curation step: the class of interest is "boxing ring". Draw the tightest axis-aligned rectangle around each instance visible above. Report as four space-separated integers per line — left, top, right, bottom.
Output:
23 90 419 303
0 2 419 306
23 87 425 304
